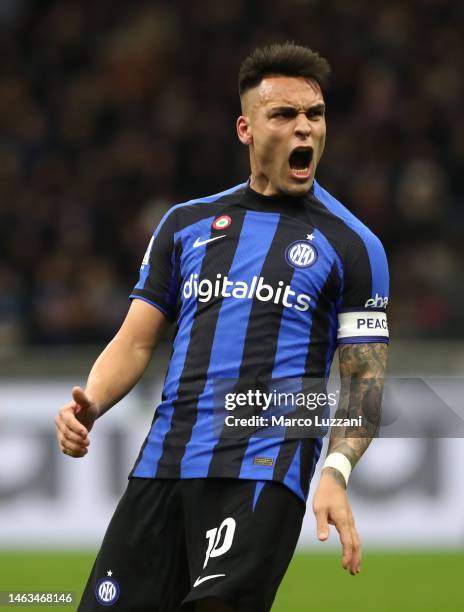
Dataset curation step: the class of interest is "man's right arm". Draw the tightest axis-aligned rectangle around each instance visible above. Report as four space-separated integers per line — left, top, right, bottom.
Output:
55 299 167 458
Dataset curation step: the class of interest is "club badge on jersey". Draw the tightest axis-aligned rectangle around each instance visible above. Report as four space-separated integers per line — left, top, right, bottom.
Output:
285 240 318 269
94 572 120 606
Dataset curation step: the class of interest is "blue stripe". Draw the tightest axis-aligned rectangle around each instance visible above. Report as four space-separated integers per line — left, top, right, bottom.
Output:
313 181 389 297
338 336 389 344
172 217 216 329
133 221 211 477
252 481 266 512
134 264 150 291
181 211 281 477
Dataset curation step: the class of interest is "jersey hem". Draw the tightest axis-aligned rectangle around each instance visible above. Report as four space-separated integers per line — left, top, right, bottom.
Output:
129 293 175 320
129 470 307 504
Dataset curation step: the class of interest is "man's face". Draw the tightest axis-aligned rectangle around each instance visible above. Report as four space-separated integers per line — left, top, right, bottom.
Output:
237 76 326 196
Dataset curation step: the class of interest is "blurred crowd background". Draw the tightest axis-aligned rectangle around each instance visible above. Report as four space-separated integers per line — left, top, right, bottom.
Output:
0 0 462 348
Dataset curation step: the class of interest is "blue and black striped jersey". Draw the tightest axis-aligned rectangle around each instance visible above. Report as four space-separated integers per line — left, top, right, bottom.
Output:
129 180 389 502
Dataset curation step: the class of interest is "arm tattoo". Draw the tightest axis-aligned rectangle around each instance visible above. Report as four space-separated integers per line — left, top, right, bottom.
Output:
325 343 388 479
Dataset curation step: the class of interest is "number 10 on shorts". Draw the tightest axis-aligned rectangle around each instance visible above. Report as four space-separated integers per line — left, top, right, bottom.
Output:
203 517 236 568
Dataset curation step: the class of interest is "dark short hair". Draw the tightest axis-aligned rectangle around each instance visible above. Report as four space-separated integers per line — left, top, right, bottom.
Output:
238 42 331 97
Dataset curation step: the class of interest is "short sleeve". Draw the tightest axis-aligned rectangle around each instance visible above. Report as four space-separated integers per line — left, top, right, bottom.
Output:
337 232 389 344
129 209 178 320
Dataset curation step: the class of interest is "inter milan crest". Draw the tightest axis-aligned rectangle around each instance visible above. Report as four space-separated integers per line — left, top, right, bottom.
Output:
285 240 318 269
95 572 120 606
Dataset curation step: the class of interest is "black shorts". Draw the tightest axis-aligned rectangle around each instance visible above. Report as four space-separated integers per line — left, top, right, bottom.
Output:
78 477 305 612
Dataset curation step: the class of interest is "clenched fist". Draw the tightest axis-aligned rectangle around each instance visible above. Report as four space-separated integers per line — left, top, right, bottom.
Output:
55 387 99 457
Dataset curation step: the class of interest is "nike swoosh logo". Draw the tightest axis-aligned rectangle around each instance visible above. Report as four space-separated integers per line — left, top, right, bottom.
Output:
193 235 226 248
193 574 226 588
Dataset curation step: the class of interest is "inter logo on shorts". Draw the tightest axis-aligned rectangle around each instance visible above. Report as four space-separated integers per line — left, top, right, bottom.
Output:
285 240 318 269
212 215 232 230
95 577 120 606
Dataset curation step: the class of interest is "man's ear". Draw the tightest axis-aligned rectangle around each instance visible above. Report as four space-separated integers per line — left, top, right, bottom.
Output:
236 115 252 146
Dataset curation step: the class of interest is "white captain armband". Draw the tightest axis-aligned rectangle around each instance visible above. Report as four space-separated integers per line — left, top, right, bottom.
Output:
337 311 389 343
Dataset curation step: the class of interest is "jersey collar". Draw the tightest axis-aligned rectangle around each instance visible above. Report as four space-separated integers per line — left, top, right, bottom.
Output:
242 180 315 219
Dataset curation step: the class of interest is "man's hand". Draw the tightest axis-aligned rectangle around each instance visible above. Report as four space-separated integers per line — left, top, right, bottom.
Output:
312 469 361 575
55 387 99 458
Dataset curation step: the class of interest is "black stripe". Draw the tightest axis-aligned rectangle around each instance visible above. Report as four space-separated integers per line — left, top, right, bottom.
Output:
173 239 184 318
271 263 339 485
300 438 318 498
272 439 300 483
155 208 247 476
207 215 305 478
129 411 159 477
306 193 373 306
304 261 340 378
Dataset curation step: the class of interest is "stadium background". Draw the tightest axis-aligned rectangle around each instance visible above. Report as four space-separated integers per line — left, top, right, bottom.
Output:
0 0 463 610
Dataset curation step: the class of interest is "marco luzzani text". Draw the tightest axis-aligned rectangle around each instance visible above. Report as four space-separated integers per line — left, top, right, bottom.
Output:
223 389 364 429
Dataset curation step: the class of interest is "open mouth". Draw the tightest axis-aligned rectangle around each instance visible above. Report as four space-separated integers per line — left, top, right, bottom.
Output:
289 146 313 179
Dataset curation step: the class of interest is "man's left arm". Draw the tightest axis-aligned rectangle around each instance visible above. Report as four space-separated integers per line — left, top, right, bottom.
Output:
312 341 388 575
